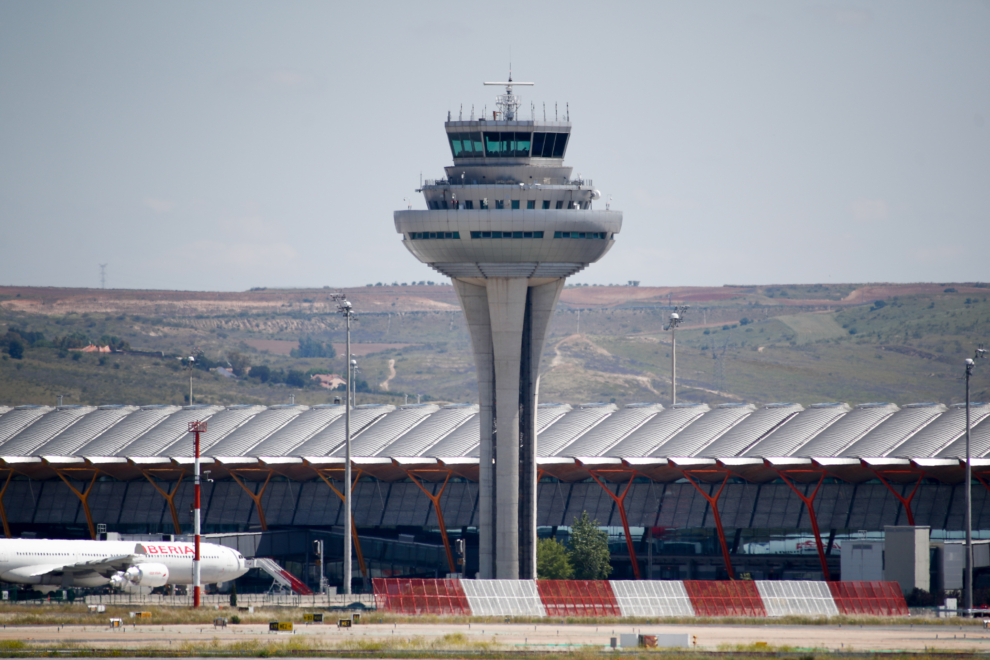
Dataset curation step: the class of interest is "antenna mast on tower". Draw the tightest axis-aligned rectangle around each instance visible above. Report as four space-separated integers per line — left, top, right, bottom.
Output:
99 264 107 289
483 69 534 121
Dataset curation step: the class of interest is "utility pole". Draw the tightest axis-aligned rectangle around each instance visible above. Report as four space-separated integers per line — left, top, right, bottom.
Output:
331 293 355 594
965 345 987 616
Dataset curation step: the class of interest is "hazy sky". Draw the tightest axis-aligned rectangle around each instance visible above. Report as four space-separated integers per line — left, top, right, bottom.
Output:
1 1 987 291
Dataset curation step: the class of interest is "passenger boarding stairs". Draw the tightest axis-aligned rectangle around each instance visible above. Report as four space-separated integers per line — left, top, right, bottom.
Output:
247 557 313 595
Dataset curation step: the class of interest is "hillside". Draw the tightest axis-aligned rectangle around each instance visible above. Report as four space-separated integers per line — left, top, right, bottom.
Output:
1 282 988 409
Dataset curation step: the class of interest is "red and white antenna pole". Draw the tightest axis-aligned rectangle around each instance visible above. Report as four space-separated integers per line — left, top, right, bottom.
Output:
188 420 207 608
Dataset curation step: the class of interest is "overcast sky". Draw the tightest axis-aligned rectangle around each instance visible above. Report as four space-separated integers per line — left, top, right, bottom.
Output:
1 1 987 291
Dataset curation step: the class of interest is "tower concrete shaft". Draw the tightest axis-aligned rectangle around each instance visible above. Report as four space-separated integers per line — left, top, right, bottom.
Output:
454 277 562 578
394 77 621 578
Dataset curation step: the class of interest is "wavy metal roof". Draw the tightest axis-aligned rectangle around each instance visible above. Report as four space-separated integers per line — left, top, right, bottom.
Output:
936 412 990 458
118 405 224 456
795 403 898 457
891 403 990 458
382 404 477 457
0 406 51 444
537 404 616 456
205 405 306 457
0 401 985 469
0 406 95 455
743 403 849 457
656 404 754 457
839 403 946 457
427 413 480 457
607 404 708 457
32 405 138 456
292 405 394 457
249 405 344 456
339 404 438 457
558 403 662 457
75 405 180 456
699 403 803 457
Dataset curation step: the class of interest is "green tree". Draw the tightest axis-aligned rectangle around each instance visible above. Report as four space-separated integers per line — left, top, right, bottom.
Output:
226 351 251 377
536 537 573 580
291 336 336 358
567 511 612 580
6 338 24 360
229 581 238 607
285 370 307 388
250 364 272 383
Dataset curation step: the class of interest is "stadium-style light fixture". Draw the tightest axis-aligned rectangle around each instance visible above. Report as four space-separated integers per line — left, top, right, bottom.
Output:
965 344 987 616
664 306 689 405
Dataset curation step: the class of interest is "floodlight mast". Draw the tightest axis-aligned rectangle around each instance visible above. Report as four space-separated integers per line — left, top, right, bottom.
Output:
664 306 689 405
330 293 355 595
965 345 987 616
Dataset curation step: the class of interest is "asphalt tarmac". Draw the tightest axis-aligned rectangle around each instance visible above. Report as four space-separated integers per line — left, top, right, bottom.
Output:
1 621 987 653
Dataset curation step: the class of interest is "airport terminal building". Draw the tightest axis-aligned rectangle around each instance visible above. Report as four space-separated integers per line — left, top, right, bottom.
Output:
0 400 987 592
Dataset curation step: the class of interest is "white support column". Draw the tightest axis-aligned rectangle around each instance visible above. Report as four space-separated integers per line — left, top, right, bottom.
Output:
453 279 495 578
519 279 565 578
486 277 528 579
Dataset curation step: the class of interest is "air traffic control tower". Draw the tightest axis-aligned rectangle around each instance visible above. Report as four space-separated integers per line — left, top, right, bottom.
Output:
394 77 622 580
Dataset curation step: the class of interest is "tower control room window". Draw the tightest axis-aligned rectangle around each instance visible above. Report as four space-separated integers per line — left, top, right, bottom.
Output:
531 132 569 158
483 132 533 157
448 132 483 158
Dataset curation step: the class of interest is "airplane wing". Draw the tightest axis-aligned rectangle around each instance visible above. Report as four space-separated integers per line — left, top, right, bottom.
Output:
61 554 139 577
10 554 139 579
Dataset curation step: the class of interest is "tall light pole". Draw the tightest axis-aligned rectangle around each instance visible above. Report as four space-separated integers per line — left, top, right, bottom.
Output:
965 345 987 615
180 356 195 405
664 306 688 405
331 294 355 594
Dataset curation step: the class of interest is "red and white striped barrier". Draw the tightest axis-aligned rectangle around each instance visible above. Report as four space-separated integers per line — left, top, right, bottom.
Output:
372 578 908 617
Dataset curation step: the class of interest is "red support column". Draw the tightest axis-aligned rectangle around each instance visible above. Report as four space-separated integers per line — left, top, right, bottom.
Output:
872 471 923 526
314 469 369 579
586 471 641 580
404 469 457 574
0 471 12 538
680 471 734 580
775 471 831 580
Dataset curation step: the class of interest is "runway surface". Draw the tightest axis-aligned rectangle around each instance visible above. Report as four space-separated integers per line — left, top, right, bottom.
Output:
0 621 986 653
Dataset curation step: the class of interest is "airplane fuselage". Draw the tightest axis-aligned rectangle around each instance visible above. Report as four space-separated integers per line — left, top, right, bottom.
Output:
0 539 248 589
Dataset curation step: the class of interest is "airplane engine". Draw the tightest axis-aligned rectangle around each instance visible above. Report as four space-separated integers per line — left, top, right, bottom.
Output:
125 563 169 587
109 572 154 595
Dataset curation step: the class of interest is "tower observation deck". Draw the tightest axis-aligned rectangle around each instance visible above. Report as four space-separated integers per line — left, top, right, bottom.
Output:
394 77 622 580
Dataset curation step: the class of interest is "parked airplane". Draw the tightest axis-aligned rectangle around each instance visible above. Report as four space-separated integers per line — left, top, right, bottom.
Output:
0 539 249 594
